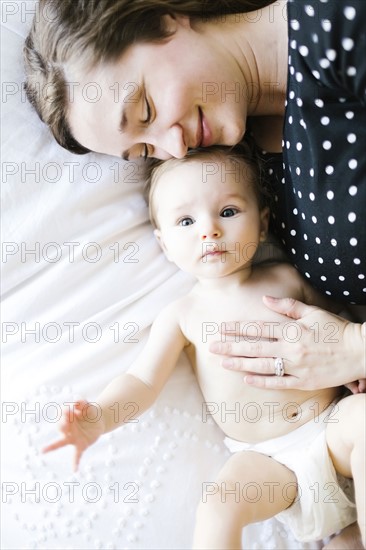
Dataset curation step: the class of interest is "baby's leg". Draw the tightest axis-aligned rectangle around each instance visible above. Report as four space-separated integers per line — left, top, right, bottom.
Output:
326 394 366 548
192 450 297 550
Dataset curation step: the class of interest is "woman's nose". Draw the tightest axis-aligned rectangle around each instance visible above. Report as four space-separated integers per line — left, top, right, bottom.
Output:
155 124 188 159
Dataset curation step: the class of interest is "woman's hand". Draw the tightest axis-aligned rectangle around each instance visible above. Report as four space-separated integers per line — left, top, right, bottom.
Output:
210 296 366 391
43 400 105 471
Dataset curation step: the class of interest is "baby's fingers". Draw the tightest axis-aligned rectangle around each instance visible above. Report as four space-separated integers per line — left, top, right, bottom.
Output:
42 437 68 454
73 447 84 472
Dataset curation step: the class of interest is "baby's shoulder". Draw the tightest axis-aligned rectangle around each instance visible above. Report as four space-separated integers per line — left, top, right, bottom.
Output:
255 261 302 282
253 261 306 298
157 294 192 324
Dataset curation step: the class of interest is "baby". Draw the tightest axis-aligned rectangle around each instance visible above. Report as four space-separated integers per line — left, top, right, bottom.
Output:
44 146 365 549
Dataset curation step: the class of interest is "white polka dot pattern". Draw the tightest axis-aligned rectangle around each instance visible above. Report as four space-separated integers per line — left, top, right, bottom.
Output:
262 0 366 304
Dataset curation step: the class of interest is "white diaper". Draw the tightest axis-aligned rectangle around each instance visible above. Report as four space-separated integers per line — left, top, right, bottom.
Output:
224 405 356 542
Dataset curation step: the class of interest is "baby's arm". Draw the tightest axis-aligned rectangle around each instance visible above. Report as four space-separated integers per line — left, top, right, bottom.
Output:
43 302 187 469
98 302 188 432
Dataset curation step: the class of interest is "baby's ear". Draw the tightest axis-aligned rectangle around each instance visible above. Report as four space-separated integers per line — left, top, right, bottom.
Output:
153 229 173 261
260 207 270 242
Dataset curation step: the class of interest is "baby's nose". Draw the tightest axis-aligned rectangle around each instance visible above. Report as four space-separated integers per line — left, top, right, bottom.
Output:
201 229 221 240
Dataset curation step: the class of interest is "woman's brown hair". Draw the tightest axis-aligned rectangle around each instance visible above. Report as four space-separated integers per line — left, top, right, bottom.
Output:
23 0 274 154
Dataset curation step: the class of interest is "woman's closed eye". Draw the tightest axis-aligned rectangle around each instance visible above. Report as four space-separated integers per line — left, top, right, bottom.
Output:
141 96 152 160
220 207 239 217
141 143 149 160
142 96 152 124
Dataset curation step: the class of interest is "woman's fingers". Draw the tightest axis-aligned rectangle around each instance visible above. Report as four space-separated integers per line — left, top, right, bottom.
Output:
214 299 364 390
218 297 315 340
210 340 282 360
222 356 281 374
262 295 317 319
243 373 300 390
219 319 280 341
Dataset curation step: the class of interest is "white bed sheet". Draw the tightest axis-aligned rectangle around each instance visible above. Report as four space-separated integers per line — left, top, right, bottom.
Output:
1 2 326 548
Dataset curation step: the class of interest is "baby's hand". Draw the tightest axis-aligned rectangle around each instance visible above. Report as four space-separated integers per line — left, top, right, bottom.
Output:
43 400 105 471
345 380 366 394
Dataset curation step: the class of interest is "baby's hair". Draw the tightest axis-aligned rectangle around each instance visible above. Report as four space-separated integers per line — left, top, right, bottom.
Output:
144 141 270 229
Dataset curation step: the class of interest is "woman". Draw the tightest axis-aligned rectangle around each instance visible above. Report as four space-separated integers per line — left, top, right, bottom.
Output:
24 1 365 545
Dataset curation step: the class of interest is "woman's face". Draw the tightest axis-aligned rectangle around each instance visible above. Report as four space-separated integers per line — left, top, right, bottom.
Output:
67 16 248 160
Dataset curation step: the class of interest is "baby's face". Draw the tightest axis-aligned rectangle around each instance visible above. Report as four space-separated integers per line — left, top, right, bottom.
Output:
152 159 269 279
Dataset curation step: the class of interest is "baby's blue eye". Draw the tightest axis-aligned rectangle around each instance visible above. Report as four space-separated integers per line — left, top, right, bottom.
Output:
221 208 238 217
179 217 194 226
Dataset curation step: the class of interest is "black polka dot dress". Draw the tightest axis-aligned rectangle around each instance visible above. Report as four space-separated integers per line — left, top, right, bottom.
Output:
263 0 366 304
